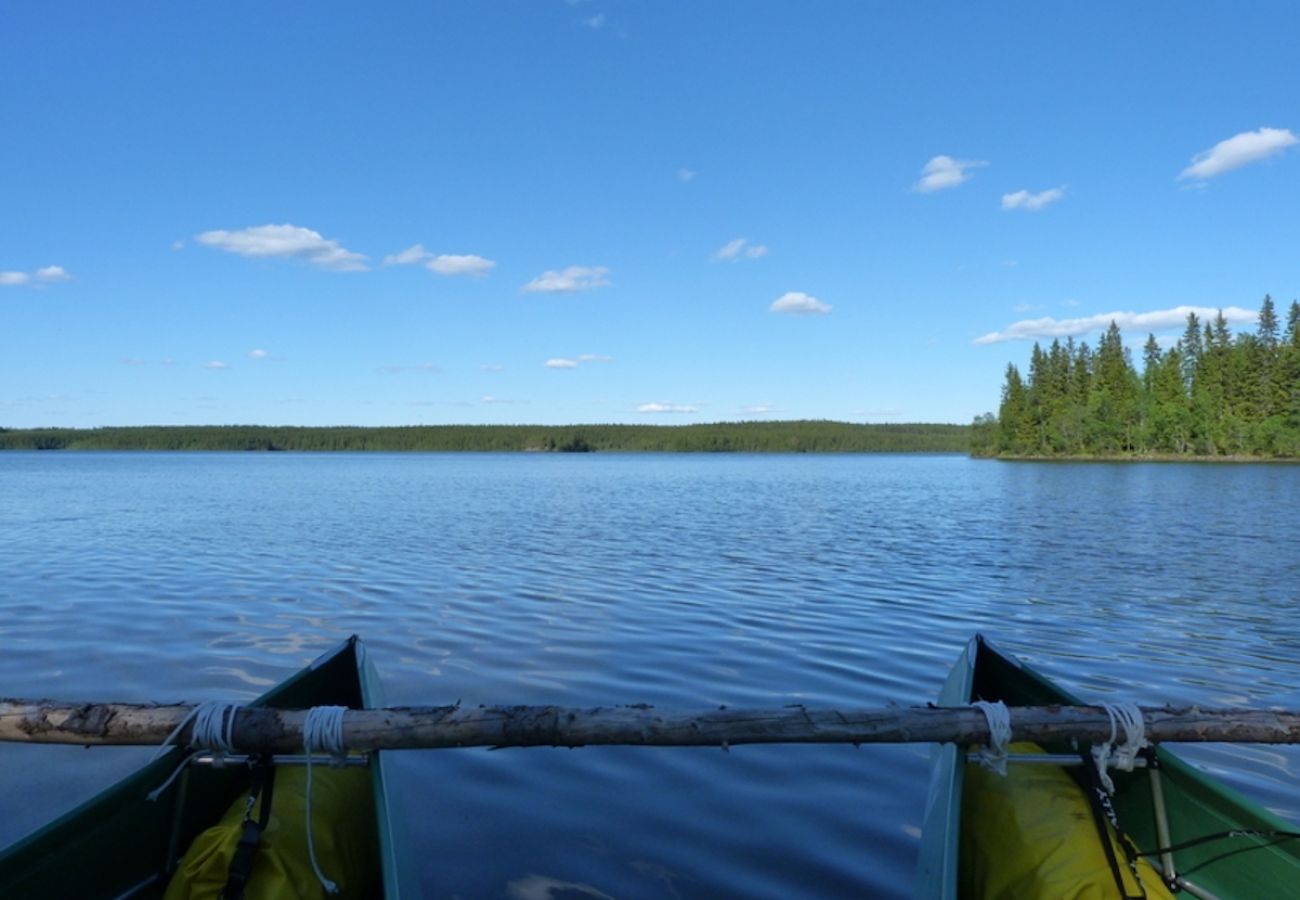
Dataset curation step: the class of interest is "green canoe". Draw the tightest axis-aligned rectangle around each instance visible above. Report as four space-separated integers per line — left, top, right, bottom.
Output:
0 636 417 898
916 634 1300 899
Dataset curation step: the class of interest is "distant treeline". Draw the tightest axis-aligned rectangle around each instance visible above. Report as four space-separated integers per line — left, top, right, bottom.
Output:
974 295 1300 458
0 421 970 454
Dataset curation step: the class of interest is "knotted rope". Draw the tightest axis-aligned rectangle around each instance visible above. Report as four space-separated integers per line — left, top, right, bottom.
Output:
1092 701 1149 793
971 700 1012 775
147 701 242 801
303 705 349 895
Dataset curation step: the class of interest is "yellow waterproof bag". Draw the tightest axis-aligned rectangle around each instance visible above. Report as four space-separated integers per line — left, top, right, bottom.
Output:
164 764 377 900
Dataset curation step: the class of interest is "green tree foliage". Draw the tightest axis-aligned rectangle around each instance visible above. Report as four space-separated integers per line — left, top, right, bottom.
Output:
988 295 1300 458
0 421 971 454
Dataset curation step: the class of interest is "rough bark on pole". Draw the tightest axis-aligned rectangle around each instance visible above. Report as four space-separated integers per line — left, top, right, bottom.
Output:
3 701 1300 752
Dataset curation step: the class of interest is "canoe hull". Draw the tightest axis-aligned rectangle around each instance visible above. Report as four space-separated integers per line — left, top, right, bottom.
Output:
0 636 414 899
916 634 1300 899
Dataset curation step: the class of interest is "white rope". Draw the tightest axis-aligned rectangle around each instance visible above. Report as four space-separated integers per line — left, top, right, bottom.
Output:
971 700 1012 776
147 701 241 801
1092 701 1150 793
303 705 349 895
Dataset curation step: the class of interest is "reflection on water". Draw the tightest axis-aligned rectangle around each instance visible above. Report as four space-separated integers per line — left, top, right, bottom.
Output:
1 452 1298 897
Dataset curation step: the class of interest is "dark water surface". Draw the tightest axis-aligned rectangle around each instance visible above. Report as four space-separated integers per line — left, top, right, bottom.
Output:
2 453 1298 897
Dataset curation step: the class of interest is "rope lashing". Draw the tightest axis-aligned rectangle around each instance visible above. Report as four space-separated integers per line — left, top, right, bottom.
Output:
303 705 349 895
147 701 242 801
1092 701 1150 793
971 700 1012 775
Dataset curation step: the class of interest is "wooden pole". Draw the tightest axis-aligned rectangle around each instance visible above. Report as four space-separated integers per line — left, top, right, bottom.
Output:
3 700 1300 753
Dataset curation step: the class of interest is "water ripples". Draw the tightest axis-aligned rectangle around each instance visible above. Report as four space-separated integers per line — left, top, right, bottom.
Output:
1 452 1298 896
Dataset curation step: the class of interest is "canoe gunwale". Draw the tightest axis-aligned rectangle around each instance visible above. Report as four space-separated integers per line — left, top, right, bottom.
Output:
914 633 1300 900
0 635 413 899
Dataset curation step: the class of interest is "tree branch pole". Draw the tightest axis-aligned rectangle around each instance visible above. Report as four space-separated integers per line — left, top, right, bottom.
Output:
3 701 1300 753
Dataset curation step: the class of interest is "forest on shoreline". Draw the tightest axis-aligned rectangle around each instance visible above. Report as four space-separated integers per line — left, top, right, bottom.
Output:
0 421 969 454
974 295 1300 459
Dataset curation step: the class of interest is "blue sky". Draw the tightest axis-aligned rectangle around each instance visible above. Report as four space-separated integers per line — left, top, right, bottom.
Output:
3 2 1297 428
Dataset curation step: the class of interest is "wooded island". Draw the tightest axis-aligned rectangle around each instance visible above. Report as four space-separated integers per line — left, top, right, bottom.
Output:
974 296 1300 459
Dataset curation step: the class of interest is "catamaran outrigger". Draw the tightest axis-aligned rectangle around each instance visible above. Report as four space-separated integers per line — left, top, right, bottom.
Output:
1 634 1297 897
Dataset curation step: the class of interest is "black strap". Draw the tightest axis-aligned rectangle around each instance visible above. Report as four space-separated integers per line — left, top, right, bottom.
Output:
221 756 276 900
1078 749 1147 900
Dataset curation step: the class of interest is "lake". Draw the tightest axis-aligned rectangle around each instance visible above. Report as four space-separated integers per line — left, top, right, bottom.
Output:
1 452 1298 898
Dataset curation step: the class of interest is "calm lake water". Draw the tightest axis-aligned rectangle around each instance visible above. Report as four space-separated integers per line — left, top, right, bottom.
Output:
2 452 1298 898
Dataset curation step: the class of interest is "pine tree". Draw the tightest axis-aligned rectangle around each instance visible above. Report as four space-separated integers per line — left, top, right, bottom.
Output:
1087 321 1140 452
998 363 1032 454
1179 312 1202 393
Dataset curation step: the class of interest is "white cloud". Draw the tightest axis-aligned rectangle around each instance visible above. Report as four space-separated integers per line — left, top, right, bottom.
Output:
383 244 433 266
637 402 698 414
714 238 769 262
171 240 186 251
247 349 268 359
582 13 606 28
35 265 72 282
1179 127 1298 181
676 168 697 183
914 155 987 193
742 404 777 415
770 291 831 315
545 358 579 369
3 265 74 286
522 265 611 293
196 224 368 271
576 353 613 363
1001 186 1066 211
427 254 495 277
973 304 1257 345
203 360 231 370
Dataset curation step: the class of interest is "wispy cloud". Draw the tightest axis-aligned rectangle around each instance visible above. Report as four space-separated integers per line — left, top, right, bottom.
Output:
770 291 831 315
1179 127 1298 181
196 224 368 272
385 245 496 277
1001 186 1066 211
480 363 505 372
522 265 611 294
203 360 231 370
676 168 697 183
545 354 613 370
2 265 74 286
637 402 698 414
713 238 769 261
35 265 72 282
742 403 777 415
914 155 987 193
974 304 1257 345
427 254 495 277
581 13 606 28
247 349 269 359
383 244 432 266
